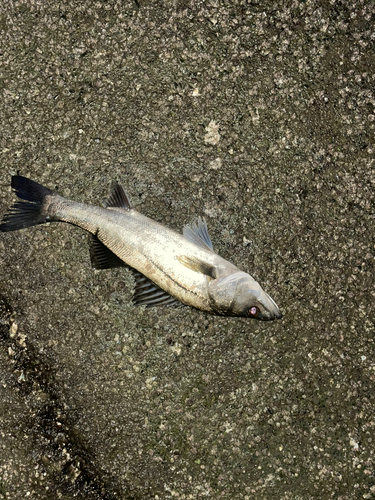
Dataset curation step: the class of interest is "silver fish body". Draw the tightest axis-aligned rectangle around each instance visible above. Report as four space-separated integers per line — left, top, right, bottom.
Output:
0 176 282 320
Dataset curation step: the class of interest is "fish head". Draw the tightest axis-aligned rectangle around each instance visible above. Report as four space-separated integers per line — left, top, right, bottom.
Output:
208 271 282 321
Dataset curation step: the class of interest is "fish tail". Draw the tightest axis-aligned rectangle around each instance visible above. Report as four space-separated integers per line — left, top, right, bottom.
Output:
0 176 57 232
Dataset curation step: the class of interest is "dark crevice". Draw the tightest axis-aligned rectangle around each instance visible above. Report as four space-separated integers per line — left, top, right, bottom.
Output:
0 294 139 500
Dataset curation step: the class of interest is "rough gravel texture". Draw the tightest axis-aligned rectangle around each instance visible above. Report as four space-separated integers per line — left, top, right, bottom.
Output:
0 1 374 499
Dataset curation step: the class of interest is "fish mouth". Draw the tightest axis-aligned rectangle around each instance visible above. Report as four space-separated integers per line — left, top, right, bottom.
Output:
259 293 282 321
258 310 283 321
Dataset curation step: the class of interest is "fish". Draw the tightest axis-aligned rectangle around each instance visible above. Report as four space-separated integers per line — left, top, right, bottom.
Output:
0 176 282 320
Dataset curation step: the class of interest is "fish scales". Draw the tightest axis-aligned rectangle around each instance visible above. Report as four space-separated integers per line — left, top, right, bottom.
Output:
53 196 215 310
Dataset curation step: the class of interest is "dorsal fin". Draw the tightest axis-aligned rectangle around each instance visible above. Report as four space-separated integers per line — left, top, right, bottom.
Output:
183 217 214 252
132 271 181 307
105 183 133 210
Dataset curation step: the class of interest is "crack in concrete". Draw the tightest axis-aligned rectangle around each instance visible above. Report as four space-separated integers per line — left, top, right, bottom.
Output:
0 294 138 500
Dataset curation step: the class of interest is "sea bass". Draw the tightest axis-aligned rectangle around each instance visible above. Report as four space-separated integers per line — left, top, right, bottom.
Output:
0 176 282 320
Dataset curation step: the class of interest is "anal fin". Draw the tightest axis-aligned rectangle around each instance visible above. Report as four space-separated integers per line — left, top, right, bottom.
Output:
88 234 126 269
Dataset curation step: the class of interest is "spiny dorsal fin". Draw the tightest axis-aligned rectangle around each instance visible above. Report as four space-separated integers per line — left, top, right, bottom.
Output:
88 234 126 269
177 255 217 279
132 271 181 307
183 217 214 252
105 183 133 210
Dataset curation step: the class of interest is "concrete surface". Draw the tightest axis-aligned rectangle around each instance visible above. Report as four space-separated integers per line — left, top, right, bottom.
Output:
0 0 374 499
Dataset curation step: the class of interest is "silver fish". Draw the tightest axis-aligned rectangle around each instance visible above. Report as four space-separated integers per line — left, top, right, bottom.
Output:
0 176 282 320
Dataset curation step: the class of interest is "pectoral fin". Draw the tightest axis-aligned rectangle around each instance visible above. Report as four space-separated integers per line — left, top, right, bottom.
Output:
177 255 217 279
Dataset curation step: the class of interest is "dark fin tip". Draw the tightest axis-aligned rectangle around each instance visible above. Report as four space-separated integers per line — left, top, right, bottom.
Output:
0 176 55 232
11 175 55 202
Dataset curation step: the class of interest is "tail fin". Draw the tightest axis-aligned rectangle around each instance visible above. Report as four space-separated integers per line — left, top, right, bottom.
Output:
0 176 56 232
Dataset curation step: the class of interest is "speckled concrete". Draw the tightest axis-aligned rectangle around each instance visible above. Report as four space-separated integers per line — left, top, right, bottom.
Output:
0 1 374 499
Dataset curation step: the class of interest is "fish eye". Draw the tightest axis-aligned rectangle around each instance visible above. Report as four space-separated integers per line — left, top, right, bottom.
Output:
248 306 260 318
